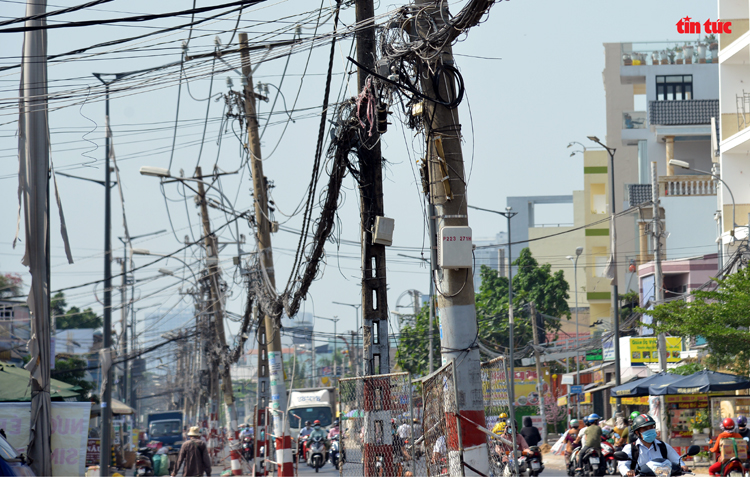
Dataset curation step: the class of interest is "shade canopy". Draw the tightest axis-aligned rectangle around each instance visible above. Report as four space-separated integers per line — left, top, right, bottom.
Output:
90 398 134 416
610 372 683 398
0 362 80 402
651 369 750 395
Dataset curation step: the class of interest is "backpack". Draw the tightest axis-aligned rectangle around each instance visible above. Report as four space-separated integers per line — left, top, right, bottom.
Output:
630 441 668 470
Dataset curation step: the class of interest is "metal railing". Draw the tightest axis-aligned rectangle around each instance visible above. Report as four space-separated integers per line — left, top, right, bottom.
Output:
621 41 718 66
659 175 717 196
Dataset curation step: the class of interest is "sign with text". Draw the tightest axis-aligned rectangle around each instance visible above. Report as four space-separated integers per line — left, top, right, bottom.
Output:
585 349 603 361
0 402 91 476
629 337 682 363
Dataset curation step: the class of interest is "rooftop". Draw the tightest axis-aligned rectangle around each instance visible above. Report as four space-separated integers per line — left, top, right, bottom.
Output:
649 99 719 126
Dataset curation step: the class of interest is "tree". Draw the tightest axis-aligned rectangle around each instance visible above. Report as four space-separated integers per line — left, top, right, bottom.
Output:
54 354 96 402
284 356 307 389
52 292 103 330
671 362 705 376
396 302 441 377
643 266 750 375
475 248 571 357
0 273 22 298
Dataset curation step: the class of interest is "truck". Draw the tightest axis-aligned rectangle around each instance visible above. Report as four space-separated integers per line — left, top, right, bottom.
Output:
147 411 184 447
287 387 337 441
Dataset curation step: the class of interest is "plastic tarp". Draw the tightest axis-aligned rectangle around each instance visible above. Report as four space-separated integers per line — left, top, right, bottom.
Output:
0 362 80 401
651 369 750 395
609 372 683 398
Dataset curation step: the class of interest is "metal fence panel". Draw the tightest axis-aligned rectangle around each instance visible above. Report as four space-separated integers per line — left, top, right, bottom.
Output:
419 361 463 477
339 372 415 476
481 356 512 476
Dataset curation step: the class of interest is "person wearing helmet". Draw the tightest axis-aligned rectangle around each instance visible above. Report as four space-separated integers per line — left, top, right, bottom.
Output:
737 416 750 439
492 413 508 435
306 420 329 465
564 420 582 474
708 418 742 476
618 414 688 477
627 412 641 445
496 420 529 463
574 414 602 472
299 420 314 438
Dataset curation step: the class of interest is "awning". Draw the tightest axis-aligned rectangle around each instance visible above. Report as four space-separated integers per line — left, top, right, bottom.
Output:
652 370 750 395
585 381 617 394
90 398 134 416
611 372 683 398
0 362 80 402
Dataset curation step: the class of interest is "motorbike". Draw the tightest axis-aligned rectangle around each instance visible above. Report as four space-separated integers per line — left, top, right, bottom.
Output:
136 447 156 476
612 445 700 476
578 448 603 477
601 440 617 475
307 435 327 473
297 435 308 463
526 446 544 476
241 436 254 462
329 435 341 469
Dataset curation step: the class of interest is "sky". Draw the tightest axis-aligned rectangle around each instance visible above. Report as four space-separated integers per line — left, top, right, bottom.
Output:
0 0 717 364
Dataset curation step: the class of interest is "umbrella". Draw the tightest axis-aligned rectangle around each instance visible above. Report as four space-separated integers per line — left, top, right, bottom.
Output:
0 362 80 402
651 369 750 395
610 372 683 398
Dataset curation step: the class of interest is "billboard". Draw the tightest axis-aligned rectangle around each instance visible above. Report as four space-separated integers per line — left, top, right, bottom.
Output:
629 337 682 363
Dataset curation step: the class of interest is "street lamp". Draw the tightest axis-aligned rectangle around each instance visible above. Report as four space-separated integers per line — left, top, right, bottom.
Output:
332 301 361 375
131 248 201 289
668 159 737 233
587 135 622 412
398 253 435 373
566 246 583 419
315 316 340 379
467 204 519 476
567 141 587 158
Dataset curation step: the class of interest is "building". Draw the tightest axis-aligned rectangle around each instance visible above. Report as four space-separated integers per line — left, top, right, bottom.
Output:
472 231 507 290
0 300 30 364
582 41 720 331
717 0 750 266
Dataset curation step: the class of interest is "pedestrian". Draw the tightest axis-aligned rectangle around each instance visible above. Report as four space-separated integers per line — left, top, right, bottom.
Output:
172 426 211 477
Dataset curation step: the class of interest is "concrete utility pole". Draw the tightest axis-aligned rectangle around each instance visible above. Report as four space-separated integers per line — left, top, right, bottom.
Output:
651 161 669 442
254 312 269 475
101 81 113 477
238 32 292 476
529 302 547 444
195 166 242 475
355 0 391 377
416 1 490 472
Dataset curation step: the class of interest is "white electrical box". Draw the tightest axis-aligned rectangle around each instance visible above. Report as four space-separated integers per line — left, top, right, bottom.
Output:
372 216 394 246
438 226 473 268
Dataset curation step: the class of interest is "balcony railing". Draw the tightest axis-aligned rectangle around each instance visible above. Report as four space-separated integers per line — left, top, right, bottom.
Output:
621 40 719 67
659 175 716 196
623 111 647 129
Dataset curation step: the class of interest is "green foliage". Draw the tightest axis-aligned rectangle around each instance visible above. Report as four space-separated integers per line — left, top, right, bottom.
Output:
642 266 750 375
619 291 640 320
54 355 95 401
475 248 571 357
53 292 103 330
396 302 440 377
671 362 705 376
284 356 307 389
0 273 22 298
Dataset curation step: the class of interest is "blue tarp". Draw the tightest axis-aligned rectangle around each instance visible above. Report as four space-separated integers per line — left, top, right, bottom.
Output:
651 369 750 395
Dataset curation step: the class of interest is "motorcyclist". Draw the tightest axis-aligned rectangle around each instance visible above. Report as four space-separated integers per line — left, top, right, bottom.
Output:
564 420 581 474
307 420 329 465
575 413 602 473
492 412 508 435
618 413 688 477
613 412 630 449
627 411 641 445
298 421 313 461
328 419 340 440
709 417 743 476
497 420 529 463
737 416 750 440
521 416 542 447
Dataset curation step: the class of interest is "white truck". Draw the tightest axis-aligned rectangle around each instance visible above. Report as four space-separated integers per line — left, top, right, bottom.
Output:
287 387 337 440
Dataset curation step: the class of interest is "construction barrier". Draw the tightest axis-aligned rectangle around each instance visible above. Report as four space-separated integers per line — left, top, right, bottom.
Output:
481 356 513 476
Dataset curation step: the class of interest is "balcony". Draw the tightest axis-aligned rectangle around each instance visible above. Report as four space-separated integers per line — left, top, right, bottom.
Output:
621 41 719 67
622 111 646 130
659 175 716 197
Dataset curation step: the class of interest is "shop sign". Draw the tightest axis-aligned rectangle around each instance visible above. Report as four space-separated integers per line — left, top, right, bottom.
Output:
609 396 649 405
586 349 603 361
665 395 708 409
630 337 682 363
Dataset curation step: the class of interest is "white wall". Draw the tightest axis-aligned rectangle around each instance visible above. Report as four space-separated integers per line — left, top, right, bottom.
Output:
661 195 719 259
719 0 748 19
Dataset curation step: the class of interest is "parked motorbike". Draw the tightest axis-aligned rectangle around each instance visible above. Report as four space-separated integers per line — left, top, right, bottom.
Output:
136 447 156 476
307 435 327 472
612 445 700 476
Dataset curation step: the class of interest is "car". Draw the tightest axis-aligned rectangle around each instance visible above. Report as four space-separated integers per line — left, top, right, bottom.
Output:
0 434 34 476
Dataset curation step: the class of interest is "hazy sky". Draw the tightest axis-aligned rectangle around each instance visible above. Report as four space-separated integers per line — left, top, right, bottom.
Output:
0 0 716 355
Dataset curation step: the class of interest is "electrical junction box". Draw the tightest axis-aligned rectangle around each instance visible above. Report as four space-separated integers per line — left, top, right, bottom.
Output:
372 216 394 246
438 226 473 269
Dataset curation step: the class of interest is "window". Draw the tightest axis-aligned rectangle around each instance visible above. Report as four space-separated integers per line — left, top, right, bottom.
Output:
590 183 607 215
656 75 693 101
148 419 182 438
287 407 332 429
0 307 12 321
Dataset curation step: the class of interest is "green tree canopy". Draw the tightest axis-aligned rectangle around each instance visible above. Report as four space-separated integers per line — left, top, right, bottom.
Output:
54 354 96 402
396 302 440 377
643 266 750 375
52 292 103 330
475 248 571 356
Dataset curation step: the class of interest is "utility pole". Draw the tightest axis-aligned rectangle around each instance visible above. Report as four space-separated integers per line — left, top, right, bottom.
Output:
254 311 269 476
195 166 242 475
238 32 292 476
355 0 391 377
428 203 437 373
416 1 490 472
119 251 127 403
100 81 113 477
529 302 547 444
651 161 669 442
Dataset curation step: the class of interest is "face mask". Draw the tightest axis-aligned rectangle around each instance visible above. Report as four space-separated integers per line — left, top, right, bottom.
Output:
641 429 657 443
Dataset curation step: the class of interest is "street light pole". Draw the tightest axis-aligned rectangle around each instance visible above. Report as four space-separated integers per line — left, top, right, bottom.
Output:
397 253 435 373
468 204 519 475
315 316 340 380
567 246 583 419
332 302 361 375
588 136 622 411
